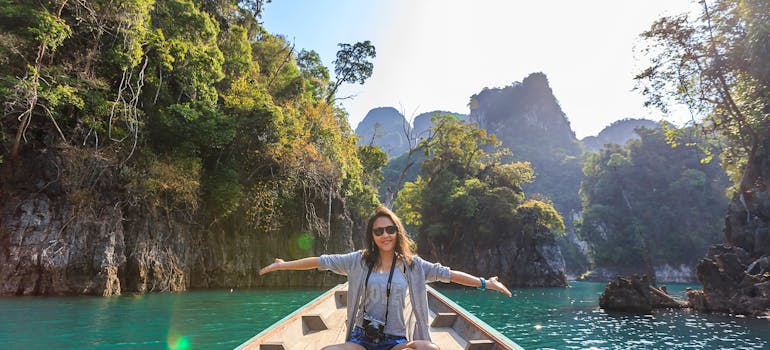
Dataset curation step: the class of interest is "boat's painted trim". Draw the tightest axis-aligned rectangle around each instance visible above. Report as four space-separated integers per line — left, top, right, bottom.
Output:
427 285 525 350
234 284 346 350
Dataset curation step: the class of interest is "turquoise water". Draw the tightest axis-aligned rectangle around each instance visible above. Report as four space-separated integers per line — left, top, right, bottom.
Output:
0 282 768 349
439 282 769 349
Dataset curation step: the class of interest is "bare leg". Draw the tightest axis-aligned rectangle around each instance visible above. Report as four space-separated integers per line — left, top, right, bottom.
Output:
321 343 366 350
392 340 440 350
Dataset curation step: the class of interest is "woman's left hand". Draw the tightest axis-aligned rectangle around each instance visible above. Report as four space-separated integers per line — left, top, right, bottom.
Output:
487 276 512 297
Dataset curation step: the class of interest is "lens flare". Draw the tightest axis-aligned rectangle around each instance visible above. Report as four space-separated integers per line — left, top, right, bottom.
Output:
297 232 314 250
168 334 190 350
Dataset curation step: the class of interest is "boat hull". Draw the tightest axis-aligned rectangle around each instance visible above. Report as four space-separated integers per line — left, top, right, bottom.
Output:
235 284 524 350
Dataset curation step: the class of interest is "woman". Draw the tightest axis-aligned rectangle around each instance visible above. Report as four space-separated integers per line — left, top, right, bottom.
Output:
259 206 512 350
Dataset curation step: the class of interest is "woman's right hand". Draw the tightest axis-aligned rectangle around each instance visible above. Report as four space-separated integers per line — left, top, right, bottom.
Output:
259 258 285 275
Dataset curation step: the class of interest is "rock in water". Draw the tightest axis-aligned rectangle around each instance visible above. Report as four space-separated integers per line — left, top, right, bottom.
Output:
687 244 770 316
599 275 653 313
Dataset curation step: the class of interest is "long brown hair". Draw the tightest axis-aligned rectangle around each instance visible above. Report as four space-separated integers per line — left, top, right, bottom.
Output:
363 206 415 268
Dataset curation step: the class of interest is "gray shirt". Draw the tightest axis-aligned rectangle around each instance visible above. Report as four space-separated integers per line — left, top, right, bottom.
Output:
356 266 408 336
318 251 452 342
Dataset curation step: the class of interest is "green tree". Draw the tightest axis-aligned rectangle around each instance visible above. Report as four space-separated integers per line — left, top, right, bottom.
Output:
635 0 769 208
297 49 330 101
327 41 376 102
395 115 563 260
579 126 729 273
0 0 382 246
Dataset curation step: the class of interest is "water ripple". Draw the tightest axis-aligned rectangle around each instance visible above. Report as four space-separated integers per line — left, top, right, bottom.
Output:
437 282 769 349
1 283 768 349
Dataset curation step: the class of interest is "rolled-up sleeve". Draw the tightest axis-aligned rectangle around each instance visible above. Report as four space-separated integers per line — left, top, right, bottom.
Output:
318 251 360 276
419 258 451 283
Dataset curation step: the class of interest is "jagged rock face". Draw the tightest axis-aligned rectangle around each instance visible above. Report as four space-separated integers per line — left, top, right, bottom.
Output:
599 275 653 313
121 204 194 293
725 192 770 258
467 73 583 217
419 233 567 288
0 145 357 295
469 73 580 158
687 245 770 316
0 147 126 296
689 136 770 316
723 136 770 258
355 107 411 158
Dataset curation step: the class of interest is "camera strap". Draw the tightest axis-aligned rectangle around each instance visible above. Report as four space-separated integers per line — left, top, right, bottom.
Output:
363 254 398 324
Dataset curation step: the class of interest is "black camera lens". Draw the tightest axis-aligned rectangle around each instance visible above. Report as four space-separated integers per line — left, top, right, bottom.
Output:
362 318 385 342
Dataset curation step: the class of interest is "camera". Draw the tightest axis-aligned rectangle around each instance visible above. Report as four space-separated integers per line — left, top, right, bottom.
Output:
362 316 385 343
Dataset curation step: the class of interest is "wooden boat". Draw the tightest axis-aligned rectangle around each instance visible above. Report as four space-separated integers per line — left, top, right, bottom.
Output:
236 283 524 350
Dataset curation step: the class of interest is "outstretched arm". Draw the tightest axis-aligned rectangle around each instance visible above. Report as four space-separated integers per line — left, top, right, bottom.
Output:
259 257 319 275
450 270 512 297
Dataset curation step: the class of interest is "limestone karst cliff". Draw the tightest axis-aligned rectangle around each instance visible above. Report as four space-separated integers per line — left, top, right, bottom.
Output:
0 146 354 296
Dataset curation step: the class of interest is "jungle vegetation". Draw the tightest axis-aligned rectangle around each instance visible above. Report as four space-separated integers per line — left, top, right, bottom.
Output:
394 115 564 257
0 0 382 233
578 126 730 272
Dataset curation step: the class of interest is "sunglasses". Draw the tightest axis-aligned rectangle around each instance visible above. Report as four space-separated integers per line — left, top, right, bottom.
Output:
372 225 398 236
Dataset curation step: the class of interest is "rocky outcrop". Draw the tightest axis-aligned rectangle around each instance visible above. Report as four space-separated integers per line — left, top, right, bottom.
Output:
1 146 128 295
468 73 581 159
0 145 355 295
599 275 654 312
420 231 567 288
686 134 770 316
599 275 685 313
686 245 770 316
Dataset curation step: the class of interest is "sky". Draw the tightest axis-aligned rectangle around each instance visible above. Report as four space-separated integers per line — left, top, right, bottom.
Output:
261 1 700 139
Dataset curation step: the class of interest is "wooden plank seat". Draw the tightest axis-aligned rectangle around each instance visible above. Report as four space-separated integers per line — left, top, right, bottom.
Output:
259 342 286 350
431 312 458 328
465 339 495 350
302 314 328 332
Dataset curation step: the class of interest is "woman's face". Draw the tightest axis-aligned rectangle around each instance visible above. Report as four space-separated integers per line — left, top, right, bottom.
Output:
372 216 398 253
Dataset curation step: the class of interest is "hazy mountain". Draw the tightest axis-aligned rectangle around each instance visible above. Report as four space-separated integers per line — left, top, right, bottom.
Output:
469 72 583 215
581 118 659 152
354 109 465 204
470 72 580 155
354 107 411 157
412 110 467 141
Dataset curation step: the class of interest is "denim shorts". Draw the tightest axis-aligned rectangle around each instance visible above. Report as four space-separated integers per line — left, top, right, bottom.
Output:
349 326 408 350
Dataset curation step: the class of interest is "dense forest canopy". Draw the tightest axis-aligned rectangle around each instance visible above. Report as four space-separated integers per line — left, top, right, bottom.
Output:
579 126 729 270
0 0 381 231
395 115 564 254
636 0 770 260
636 0 769 200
